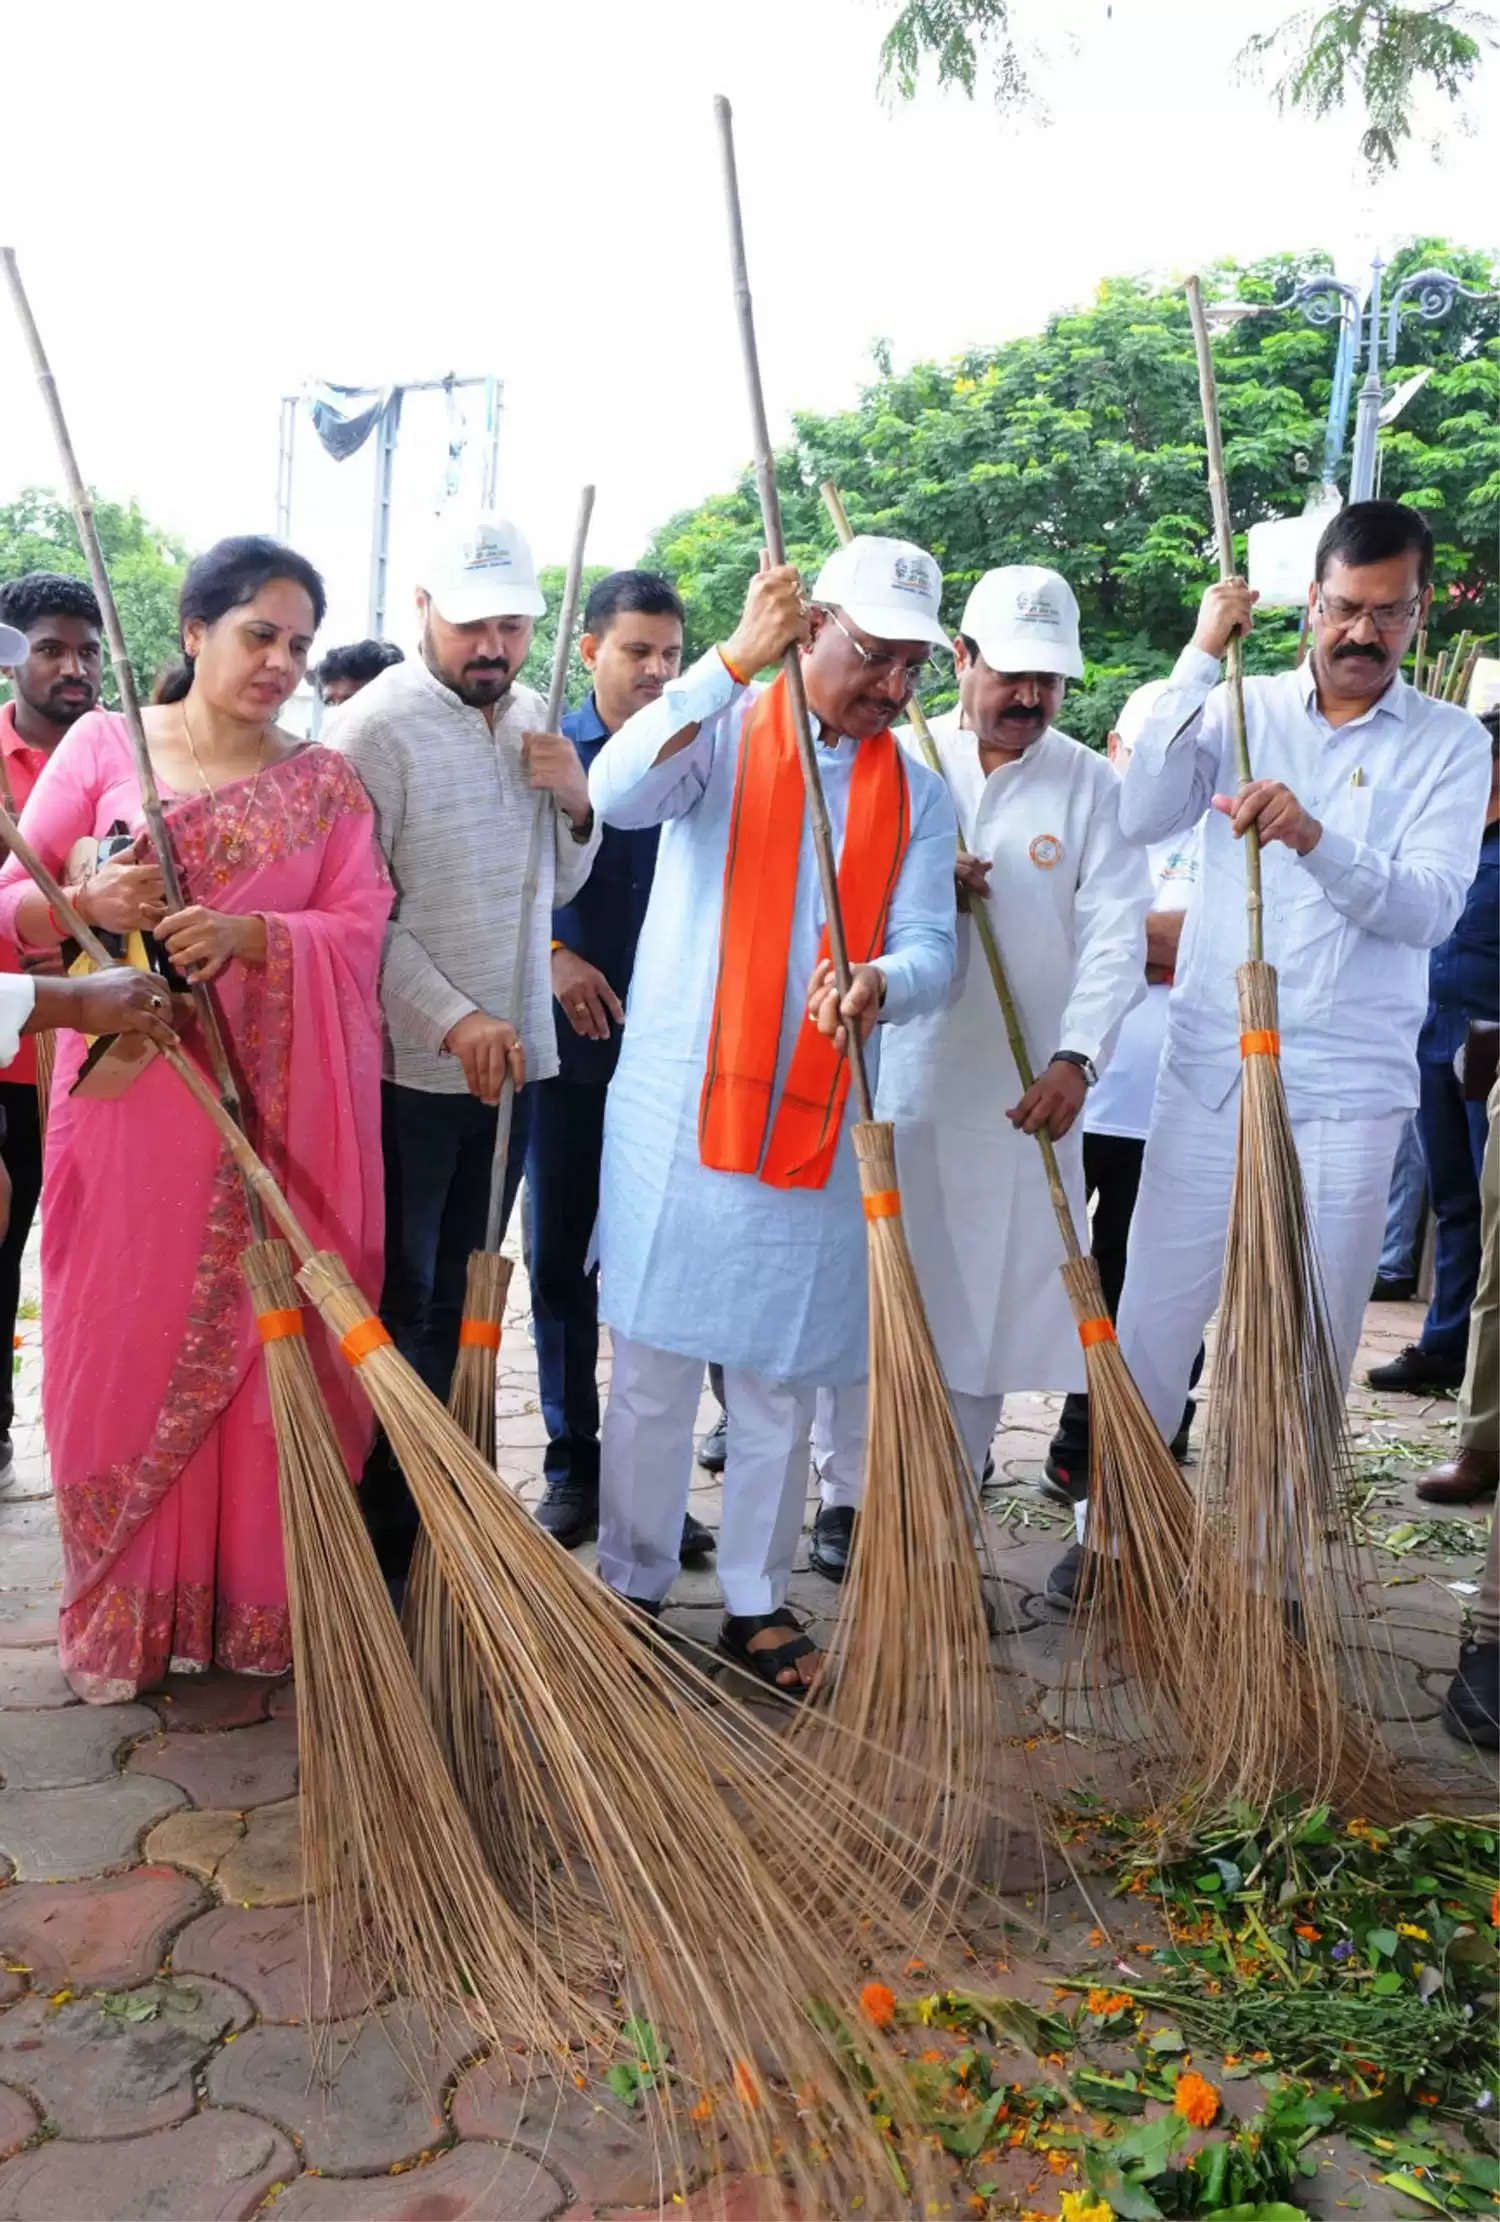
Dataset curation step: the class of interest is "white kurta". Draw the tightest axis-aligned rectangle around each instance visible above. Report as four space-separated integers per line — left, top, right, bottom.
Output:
876 716 1152 1397
591 649 958 1386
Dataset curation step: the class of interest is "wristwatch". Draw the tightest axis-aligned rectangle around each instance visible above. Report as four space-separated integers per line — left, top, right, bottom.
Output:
1052 1049 1097 1087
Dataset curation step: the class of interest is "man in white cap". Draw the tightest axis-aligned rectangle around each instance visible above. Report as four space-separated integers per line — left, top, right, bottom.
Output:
817 564 1151 1535
590 539 957 1692
333 515 600 1590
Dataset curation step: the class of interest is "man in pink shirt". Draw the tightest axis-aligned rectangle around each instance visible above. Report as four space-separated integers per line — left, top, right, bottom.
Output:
0 574 105 1487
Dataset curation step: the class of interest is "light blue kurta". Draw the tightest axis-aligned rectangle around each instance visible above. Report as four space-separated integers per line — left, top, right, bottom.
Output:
590 649 958 1385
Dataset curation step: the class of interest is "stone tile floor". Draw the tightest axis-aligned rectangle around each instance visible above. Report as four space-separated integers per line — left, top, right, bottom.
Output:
0 1234 1491 2219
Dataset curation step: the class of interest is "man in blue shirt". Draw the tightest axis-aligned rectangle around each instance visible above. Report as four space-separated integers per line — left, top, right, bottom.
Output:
1370 705 1500 1414
527 571 713 1562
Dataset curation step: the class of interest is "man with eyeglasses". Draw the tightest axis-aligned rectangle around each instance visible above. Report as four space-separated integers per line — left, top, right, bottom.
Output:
1045 497 1491 1609
814 565 1152 1552
588 537 957 1694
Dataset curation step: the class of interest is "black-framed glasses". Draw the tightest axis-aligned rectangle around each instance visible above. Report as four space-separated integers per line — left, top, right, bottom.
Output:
824 607 931 685
1317 592 1422 635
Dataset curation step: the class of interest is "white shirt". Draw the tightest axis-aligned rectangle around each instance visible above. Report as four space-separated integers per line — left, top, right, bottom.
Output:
590 648 957 1384
0 974 35 1068
333 659 602 1093
875 714 1152 1395
1085 825 1200 1144
1122 646 1490 1119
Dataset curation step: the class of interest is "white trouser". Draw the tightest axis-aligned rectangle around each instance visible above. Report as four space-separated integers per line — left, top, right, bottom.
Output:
812 1384 996 1502
600 1334 813 1615
1116 1065 1405 1450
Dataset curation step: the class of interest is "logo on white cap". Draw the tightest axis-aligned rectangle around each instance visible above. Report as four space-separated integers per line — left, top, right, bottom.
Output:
421 514 545 624
959 565 1084 680
810 535 950 648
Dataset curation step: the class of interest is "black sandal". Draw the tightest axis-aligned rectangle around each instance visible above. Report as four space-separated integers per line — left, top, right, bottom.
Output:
716 1608 819 1699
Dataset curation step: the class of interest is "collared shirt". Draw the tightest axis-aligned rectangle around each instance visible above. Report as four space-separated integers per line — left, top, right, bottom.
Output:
331 657 601 1094
1122 646 1490 1119
1085 824 1201 1144
549 693 660 1086
1420 818 1499 1063
0 704 55 1088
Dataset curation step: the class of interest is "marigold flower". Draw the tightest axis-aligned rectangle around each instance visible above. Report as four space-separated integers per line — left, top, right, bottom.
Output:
1059 2193 1113 2222
1294 1923 1320 1941
689 2096 714 2121
859 1982 896 2028
1046 2146 1071 2172
1174 2071 1220 2128
1397 1922 1429 1941
1085 1989 1133 2017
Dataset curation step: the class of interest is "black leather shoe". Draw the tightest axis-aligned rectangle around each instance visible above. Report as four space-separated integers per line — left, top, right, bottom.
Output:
1041 1452 1082 1506
810 1504 856 1584
1170 1398 1195 1462
697 1412 727 1472
1442 1639 1500 1750
1367 1344 1465 1394
535 1480 599 1550
680 1511 716 1565
1370 1274 1417 1302
1045 1540 1100 1612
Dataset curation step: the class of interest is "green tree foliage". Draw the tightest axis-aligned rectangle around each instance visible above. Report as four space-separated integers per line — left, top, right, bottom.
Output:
878 1 1495 176
530 563 611 716
0 488 188 704
641 241 1497 748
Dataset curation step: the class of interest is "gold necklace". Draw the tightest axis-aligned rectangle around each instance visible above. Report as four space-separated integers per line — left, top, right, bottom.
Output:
180 702 269 865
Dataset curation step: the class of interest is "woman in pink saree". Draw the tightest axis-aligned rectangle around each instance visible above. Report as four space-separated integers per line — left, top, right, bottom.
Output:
0 536 391 1701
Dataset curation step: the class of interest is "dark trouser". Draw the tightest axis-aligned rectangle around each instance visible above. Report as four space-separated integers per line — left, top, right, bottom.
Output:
361 1080 533 1581
1416 1054 1489 1362
524 1074 606 1493
1048 1129 1201 1478
0 1081 42 1442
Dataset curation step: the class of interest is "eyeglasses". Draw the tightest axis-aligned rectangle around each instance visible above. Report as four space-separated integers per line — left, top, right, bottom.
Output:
1317 592 1422 635
824 607 930 685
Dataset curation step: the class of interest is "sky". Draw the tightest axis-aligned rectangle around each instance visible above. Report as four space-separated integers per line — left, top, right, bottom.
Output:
1 0 1495 658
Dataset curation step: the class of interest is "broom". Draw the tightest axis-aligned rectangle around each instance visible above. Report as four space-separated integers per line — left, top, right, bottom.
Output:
1184 276 1392 1813
819 477 1208 1758
714 97 999 1903
0 795 965 2214
408 484 596 1892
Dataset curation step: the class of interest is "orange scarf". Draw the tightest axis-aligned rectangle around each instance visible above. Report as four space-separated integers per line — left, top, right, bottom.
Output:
698 671 910 1190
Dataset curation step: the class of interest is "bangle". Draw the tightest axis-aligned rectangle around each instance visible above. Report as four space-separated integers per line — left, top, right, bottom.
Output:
718 645 751 687
550 938 563 952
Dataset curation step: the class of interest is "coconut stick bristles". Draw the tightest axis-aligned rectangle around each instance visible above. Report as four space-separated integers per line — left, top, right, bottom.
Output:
713 96 1000 1898
1185 277 1396 1815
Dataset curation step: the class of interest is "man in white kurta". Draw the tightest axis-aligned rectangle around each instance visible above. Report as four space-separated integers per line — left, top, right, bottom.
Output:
1045 498 1490 1605
591 539 958 1691
821 566 1151 1498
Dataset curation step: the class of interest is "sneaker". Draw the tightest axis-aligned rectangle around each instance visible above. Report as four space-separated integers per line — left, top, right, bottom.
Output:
809 1504 856 1584
1044 1540 1100 1612
1366 1344 1465 1395
696 1412 727 1473
680 1511 716 1565
535 1479 599 1550
1040 1452 1081 1506
1442 1639 1500 1750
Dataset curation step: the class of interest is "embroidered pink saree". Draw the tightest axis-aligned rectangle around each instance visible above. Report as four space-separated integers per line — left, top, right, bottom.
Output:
0 712 391 1701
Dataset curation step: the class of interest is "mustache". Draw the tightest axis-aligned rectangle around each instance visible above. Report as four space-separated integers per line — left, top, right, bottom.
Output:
463 658 510 677
999 706 1045 722
1332 642 1387 663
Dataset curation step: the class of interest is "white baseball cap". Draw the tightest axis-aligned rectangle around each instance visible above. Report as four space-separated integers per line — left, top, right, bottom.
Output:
0 623 28 665
811 535 949 648
418 514 545 624
959 564 1084 680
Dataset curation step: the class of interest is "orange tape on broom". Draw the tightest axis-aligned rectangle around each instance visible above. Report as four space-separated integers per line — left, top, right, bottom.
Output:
458 1320 502 1351
862 1188 901 1220
339 1316 393 1367
1240 1028 1281 1058
255 1307 304 1345
1077 1316 1117 1349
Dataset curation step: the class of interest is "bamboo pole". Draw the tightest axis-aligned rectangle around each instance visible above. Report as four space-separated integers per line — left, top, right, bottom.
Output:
1428 650 1449 702
1411 625 1427 694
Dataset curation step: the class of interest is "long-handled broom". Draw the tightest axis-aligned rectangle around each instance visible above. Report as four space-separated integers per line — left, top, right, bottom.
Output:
819 477 1209 1759
1183 277 1393 1813
0 798 962 2213
713 98 1000 1903
407 485 596 1895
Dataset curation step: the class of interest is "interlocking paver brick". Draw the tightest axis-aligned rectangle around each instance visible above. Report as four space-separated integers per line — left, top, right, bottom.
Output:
0 2106 296 2221
207 2002 475 2170
451 2060 666 2205
0 1775 185 1881
0 1648 76 1709
0 1864 206 1988
214 1797 304 1906
0 1701 157 1789
0 1976 248 2137
265 2144 566 2220
0 2090 35 2164
0 1594 60 1651
143 1807 244 1881
128 1717 300 1809
171 1902 380 2021
144 1671 275 1732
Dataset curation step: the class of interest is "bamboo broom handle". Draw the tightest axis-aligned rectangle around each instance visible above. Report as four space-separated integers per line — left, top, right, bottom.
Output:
1452 641 1481 708
714 97 874 1124
818 480 1082 1262
483 482 596 1250
1444 630 1472 702
1 249 254 1163
1185 275 1263 964
1411 625 1427 694
0 800 318 1263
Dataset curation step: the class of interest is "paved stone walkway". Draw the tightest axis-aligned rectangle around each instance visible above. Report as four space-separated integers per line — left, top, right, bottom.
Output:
0 1238 1490 2219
